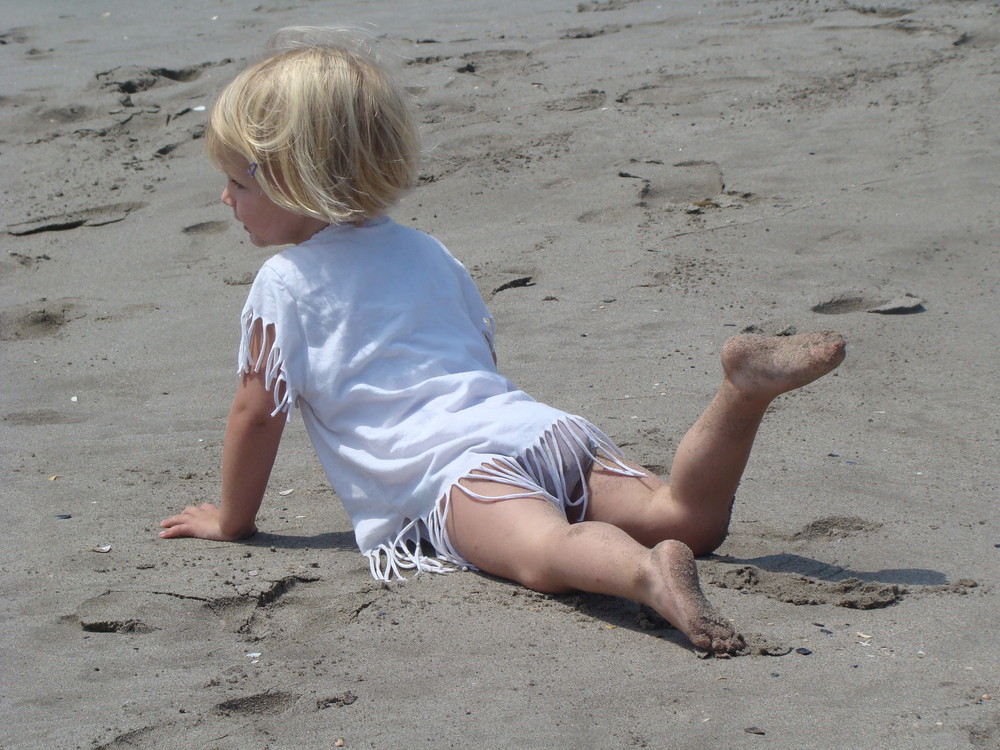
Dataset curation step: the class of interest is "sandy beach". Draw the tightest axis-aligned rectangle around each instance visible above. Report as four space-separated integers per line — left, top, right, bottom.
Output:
2 0 998 747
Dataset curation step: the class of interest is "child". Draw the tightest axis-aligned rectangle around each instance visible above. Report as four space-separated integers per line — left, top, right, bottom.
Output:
160 28 846 654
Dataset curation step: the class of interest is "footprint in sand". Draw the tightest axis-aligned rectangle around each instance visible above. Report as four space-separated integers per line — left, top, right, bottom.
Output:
741 322 799 337
36 103 95 125
576 204 641 224
0 28 30 45
577 162 726 224
706 515 979 608
2 251 51 276
561 25 623 39
576 0 641 11
406 53 449 67
544 89 606 112
76 591 173 635
617 75 770 109
617 83 702 108
812 293 925 315
644 255 729 295
708 564 980 609
846 4 914 18
4 409 86 426
182 220 229 235
453 49 533 77
74 574 322 639
0 298 84 341
709 564 905 609
792 515 884 540
215 692 298 716
96 63 211 95
6 201 146 236
626 160 725 206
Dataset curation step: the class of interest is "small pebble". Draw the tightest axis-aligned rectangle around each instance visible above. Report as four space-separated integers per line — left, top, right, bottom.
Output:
796 647 813 655
55 514 72 519
744 727 766 735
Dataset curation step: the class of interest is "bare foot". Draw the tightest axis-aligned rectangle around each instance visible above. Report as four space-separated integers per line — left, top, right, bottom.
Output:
648 539 746 654
721 331 845 402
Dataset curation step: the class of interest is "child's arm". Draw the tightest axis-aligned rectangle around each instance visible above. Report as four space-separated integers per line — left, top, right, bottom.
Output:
160 326 286 541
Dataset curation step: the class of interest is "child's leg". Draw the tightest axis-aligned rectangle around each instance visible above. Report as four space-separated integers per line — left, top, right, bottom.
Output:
445 481 745 653
585 331 846 554
444 331 844 653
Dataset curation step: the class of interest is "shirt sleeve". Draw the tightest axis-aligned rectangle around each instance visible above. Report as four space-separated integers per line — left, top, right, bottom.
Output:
238 263 307 421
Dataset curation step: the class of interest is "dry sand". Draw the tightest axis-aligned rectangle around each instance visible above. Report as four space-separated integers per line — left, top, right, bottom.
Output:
2 1 999 747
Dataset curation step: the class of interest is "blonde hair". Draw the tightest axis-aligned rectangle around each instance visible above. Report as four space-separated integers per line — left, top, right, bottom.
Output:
206 28 418 224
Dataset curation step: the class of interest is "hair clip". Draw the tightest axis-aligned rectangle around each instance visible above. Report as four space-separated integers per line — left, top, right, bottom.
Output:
247 162 258 179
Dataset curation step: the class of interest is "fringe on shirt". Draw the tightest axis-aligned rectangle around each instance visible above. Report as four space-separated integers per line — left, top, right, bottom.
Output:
365 415 645 581
238 309 297 421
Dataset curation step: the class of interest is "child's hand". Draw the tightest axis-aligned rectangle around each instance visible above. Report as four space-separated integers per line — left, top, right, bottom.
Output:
159 503 257 541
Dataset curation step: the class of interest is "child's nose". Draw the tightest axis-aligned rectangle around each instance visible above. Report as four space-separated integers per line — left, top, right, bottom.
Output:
221 186 235 207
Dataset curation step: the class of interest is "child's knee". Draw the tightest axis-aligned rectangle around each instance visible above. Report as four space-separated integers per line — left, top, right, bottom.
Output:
685 517 732 557
639 488 732 554
687 530 727 556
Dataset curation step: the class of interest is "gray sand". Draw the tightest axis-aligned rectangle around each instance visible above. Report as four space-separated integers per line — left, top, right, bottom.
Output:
2 1 998 747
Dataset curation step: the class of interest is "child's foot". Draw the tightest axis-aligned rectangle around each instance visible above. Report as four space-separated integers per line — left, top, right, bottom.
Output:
649 539 746 654
721 331 845 403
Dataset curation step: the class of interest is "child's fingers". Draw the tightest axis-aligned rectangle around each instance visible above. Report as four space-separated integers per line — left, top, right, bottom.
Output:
159 516 196 537
158 518 195 538
160 512 183 527
158 503 219 537
160 505 197 527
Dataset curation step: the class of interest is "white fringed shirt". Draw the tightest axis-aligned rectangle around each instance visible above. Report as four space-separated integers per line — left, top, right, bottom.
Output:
239 218 638 579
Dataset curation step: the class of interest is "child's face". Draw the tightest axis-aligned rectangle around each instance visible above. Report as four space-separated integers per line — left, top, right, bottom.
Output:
219 154 328 247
